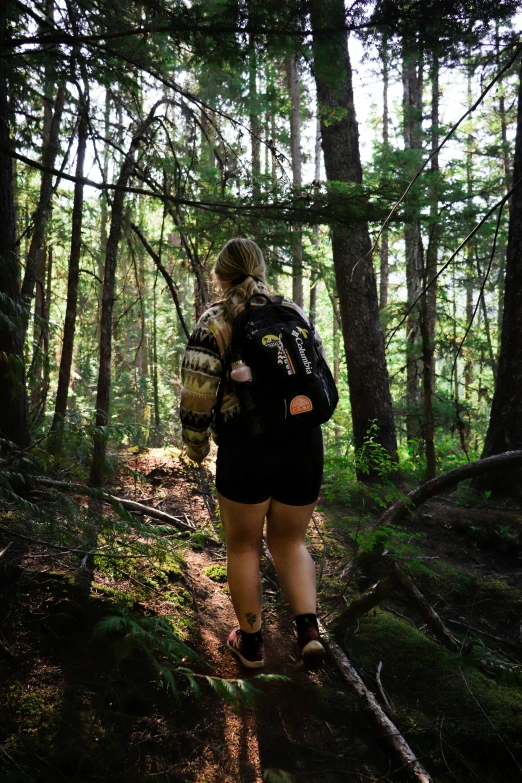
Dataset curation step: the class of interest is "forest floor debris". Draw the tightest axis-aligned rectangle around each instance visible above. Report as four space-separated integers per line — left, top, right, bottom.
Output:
0 447 521 781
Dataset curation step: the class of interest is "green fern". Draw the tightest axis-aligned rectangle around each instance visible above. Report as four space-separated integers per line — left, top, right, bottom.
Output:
94 609 288 707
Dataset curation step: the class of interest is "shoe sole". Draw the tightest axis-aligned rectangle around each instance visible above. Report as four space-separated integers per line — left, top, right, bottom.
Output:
226 641 265 669
295 640 326 671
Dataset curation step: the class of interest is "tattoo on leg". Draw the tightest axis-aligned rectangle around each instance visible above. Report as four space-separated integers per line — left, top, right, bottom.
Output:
245 612 257 630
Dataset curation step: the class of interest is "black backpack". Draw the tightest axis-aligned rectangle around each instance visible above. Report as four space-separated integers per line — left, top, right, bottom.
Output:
217 295 338 436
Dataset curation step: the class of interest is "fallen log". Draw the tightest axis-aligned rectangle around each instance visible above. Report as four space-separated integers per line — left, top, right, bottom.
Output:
377 450 522 528
37 477 221 545
318 619 433 783
392 563 461 654
335 573 398 628
333 563 460 653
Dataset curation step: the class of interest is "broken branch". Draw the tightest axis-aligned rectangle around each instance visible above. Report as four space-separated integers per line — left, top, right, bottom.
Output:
392 563 461 654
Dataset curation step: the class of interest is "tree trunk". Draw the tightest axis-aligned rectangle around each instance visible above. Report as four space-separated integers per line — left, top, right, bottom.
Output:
378 450 522 527
402 43 424 443
249 34 261 200
30 243 48 398
475 252 496 379
285 55 303 308
152 270 161 435
99 89 111 283
309 117 321 322
464 65 474 409
379 41 390 311
310 0 398 474
51 108 88 439
496 24 511 340
422 52 440 480
0 8 30 448
34 242 53 426
20 81 66 341
481 58 522 493
90 104 161 486
332 288 340 386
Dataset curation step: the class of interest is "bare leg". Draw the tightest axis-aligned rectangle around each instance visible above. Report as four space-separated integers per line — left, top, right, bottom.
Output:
218 492 270 633
265 499 317 616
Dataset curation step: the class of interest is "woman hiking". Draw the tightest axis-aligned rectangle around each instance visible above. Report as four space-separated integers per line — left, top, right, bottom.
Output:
179 238 333 670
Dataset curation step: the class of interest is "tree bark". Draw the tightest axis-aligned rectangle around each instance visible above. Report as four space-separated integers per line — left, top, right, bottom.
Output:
51 108 88 438
379 41 390 311
285 55 304 307
99 89 111 284
481 58 522 493
464 64 475 410
496 24 511 340
310 0 398 475
152 270 161 435
20 81 66 341
249 34 261 200
90 104 161 486
309 117 321 322
0 7 30 448
422 52 440 479
402 42 424 443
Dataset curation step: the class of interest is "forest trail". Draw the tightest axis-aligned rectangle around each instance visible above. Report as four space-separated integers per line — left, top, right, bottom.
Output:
2 448 522 782
119 450 381 783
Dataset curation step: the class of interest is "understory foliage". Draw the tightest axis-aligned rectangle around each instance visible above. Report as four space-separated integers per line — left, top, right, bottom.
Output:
2 0 521 471
1 1 522 779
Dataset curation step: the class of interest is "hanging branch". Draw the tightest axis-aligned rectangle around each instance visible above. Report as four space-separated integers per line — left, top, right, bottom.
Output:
450 201 504 385
130 222 190 339
386 180 520 348
368 40 522 260
474 252 497 379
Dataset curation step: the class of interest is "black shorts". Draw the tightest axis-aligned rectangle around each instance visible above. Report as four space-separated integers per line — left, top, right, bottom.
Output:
216 426 324 506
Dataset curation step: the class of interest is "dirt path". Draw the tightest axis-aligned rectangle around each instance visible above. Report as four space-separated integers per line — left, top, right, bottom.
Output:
121 450 383 783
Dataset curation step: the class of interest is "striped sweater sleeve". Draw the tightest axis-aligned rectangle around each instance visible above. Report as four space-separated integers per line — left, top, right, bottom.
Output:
179 320 223 462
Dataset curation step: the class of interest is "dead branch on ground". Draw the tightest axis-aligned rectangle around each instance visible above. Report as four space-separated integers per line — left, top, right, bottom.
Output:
318 619 433 783
37 477 221 545
392 563 461 654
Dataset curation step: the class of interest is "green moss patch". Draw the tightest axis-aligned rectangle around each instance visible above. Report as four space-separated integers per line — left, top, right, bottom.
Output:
346 611 522 781
203 564 227 583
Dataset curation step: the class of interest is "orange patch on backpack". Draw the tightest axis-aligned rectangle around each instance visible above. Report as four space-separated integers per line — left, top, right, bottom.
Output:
290 395 313 415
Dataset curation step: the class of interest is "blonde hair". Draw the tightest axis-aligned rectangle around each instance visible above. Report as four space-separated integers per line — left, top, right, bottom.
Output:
214 238 271 322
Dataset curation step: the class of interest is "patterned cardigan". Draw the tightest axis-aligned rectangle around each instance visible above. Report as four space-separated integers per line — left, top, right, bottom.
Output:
179 296 326 462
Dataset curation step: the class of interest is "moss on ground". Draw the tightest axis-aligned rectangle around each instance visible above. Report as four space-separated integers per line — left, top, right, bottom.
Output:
346 611 522 781
203 564 227 582
3 680 63 767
